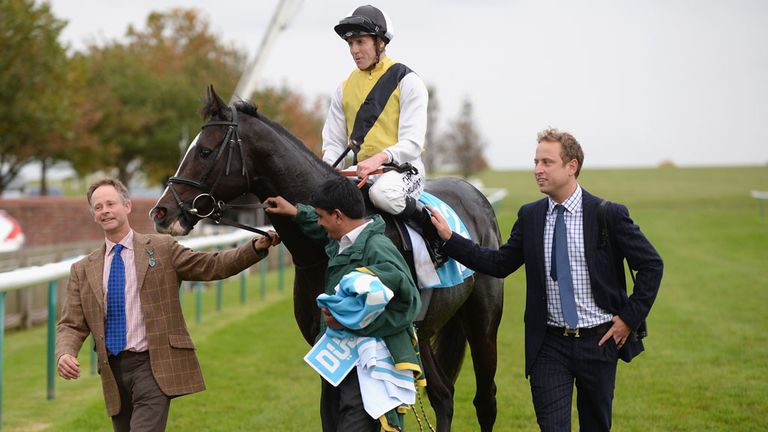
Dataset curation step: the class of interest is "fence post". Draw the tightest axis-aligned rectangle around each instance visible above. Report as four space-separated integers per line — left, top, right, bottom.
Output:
260 260 267 300
240 273 247 304
47 281 57 400
751 191 768 218
195 282 203 324
216 280 223 312
1 291 6 429
91 337 97 375
278 244 285 292
216 247 223 311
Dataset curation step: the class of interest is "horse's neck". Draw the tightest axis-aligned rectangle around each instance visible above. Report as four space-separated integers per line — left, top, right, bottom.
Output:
248 118 335 203
245 117 335 266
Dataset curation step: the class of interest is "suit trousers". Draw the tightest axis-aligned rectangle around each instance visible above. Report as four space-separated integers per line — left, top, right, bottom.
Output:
109 351 171 432
529 328 618 432
320 370 380 432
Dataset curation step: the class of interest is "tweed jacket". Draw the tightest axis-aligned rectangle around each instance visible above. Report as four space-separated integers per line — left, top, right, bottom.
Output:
56 231 266 416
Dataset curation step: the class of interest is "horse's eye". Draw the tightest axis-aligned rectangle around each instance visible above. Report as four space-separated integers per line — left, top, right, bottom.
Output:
199 147 213 159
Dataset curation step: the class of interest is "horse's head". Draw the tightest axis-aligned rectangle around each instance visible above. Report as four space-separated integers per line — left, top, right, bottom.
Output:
151 85 254 235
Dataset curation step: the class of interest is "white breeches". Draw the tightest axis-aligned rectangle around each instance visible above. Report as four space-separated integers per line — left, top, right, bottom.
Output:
358 159 425 215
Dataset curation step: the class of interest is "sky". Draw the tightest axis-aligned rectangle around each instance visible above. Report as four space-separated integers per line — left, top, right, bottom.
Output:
46 0 768 170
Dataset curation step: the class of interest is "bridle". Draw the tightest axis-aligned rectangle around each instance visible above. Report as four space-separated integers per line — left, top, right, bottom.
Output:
166 105 269 236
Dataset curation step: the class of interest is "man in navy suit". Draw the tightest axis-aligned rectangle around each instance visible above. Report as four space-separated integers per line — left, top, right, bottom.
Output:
428 128 663 431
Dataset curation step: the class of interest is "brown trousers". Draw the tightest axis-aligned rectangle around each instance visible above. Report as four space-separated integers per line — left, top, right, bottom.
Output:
108 351 171 432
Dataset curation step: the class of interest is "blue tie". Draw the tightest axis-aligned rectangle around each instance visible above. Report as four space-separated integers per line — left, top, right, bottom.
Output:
551 205 579 328
106 243 126 356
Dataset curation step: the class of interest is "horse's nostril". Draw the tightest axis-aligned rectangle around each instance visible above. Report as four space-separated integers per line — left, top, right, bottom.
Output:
151 207 167 221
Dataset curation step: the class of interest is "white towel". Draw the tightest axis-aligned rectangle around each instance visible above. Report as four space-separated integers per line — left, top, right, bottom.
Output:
406 225 441 288
355 338 416 419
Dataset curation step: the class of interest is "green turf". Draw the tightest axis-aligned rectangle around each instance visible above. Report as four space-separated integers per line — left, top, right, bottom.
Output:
3 166 767 431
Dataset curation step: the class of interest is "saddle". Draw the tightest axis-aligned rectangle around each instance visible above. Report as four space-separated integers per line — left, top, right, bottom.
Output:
358 186 475 323
350 185 426 320
340 163 446 268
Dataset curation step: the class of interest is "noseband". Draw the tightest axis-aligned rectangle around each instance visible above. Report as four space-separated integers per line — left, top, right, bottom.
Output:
166 105 268 236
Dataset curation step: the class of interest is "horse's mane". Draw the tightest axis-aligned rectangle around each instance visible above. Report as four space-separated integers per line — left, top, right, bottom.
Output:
234 101 305 151
201 97 334 175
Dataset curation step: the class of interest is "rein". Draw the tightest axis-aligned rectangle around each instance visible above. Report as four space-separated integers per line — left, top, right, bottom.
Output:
166 106 269 236
338 162 419 189
339 168 384 188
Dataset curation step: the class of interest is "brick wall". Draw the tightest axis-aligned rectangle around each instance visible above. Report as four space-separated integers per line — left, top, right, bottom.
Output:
0 197 158 247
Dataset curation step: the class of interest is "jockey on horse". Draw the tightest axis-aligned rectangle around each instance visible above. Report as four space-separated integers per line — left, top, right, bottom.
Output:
321 5 446 266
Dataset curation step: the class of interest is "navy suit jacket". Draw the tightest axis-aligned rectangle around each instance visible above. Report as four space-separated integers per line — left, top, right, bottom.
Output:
441 189 663 376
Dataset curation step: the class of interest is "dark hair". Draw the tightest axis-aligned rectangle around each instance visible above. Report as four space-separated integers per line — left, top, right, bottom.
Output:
87 178 130 206
309 177 366 219
537 128 584 178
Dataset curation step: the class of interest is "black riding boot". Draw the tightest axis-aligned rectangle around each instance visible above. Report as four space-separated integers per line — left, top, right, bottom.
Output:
399 197 448 267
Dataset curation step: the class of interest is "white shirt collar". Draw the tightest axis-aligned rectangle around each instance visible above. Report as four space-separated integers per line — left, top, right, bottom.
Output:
338 220 372 253
548 185 582 214
105 229 133 255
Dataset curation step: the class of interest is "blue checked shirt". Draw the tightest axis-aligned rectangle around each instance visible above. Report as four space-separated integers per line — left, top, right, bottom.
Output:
544 186 613 328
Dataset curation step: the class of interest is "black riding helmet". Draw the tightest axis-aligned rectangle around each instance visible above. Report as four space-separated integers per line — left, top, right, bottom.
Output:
334 5 394 44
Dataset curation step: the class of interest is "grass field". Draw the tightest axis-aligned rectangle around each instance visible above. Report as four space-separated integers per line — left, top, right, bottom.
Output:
3 166 767 431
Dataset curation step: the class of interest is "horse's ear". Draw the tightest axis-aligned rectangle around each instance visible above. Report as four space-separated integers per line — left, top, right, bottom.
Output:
206 84 228 117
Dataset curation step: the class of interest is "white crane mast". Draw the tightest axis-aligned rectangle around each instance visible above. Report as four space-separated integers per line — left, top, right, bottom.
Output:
231 0 303 103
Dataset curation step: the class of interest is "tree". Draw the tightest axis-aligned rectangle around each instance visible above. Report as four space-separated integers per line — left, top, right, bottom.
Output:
65 8 325 186
70 8 245 185
422 85 441 175
0 0 71 195
442 99 488 178
251 87 325 156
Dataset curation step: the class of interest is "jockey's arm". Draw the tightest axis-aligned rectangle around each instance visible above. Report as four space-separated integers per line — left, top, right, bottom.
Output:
321 84 348 167
385 73 428 166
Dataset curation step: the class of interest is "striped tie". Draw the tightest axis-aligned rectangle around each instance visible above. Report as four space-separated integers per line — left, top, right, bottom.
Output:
105 244 126 356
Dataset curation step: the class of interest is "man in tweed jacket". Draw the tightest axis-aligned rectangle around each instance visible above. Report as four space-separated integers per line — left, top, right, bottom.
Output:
56 178 279 431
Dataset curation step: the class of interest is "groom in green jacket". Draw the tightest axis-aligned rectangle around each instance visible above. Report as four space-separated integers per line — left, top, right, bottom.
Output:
265 176 424 431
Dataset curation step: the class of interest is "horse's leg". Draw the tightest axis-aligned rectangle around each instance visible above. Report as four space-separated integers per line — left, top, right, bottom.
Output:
460 275 504 432
433 313 468 384
419 335 457 432
432 314 472 430
293 267 323 345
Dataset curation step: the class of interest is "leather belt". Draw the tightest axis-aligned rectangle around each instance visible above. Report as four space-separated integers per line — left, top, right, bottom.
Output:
108 350 148 359
547 321 612 338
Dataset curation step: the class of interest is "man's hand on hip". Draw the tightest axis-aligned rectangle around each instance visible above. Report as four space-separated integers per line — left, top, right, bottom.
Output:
599 315 632 350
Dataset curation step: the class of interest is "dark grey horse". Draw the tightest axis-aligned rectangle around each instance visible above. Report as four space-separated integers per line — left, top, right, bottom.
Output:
151 86 504 431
